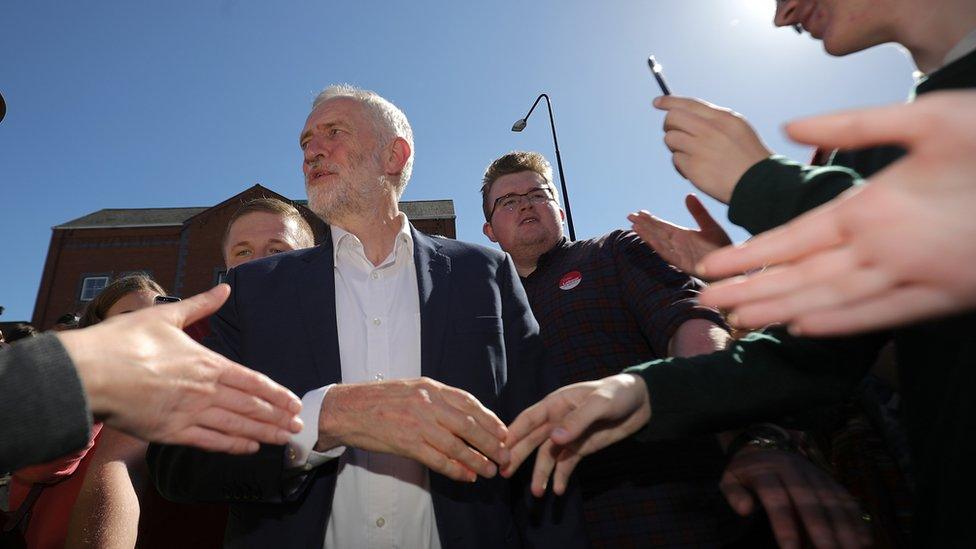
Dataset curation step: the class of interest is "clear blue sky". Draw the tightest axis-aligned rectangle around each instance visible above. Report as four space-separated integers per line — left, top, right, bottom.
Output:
0 0 914 321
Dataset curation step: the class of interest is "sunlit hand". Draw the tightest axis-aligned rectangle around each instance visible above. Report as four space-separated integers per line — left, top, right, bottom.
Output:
628 194 732 276
60 284 304 455
316 377 510 483
654 95 772 204
723 447 871 549
697 91 976 335
501 374 650 496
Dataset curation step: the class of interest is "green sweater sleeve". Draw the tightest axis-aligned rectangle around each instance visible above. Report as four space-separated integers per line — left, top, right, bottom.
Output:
728 155 863 235
626 328 887 440
626 156 880 440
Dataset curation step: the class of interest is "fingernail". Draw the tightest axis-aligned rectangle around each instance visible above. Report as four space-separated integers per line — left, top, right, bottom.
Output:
652 97 663 107
552 427 569 441
695 262 707 276
291 417 304 432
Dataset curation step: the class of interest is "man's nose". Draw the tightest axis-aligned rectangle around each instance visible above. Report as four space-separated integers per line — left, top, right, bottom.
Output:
304 136 328 163
773 0 802 28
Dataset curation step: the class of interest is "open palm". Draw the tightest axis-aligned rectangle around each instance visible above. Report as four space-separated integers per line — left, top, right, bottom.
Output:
628 194 732 277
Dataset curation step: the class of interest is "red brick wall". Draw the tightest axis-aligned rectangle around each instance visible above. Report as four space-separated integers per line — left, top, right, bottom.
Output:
32 227 181 329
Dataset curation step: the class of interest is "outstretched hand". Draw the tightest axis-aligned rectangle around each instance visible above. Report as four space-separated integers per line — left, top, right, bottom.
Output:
697 91 976 335
628 194 732 276
60 284 303 455
722 447 871 549
501 374 650 496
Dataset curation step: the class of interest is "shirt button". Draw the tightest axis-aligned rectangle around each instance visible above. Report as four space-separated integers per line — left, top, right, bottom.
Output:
376 517 385 528
371 272 379 280
374 373 385 381
287 448 297 461
372 318 381 326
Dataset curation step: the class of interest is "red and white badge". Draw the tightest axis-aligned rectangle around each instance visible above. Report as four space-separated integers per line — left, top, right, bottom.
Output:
559 270 582 291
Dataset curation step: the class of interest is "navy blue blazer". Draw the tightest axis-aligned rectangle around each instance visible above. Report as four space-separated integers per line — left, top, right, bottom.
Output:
148 227 586 548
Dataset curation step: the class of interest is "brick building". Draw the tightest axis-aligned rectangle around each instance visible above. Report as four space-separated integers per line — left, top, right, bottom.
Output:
31 184 456 329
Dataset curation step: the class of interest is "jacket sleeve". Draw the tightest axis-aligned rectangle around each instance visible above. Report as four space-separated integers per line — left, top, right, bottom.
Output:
728 155 863 235
146 269 310 505
626 328 888 440
612 230 727 357
0 333 92 472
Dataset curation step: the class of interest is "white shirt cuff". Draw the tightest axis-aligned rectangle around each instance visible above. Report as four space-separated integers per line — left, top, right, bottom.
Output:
285 384 347 470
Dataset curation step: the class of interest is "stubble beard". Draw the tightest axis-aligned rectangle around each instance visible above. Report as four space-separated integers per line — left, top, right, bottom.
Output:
306 154 387 225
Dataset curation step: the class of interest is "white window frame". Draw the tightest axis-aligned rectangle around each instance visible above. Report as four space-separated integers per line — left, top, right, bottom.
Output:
80 276 110 301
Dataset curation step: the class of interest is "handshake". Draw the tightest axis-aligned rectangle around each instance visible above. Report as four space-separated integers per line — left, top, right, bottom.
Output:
312 373 650 493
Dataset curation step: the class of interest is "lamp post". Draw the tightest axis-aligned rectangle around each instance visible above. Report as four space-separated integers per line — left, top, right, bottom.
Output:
511 93 577 241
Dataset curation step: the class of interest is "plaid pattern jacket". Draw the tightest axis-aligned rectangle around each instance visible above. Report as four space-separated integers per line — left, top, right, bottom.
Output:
522 231 763 548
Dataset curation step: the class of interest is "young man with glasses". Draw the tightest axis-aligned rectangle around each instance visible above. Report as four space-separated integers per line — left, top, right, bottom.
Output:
481 151 865 547
505 1 976 546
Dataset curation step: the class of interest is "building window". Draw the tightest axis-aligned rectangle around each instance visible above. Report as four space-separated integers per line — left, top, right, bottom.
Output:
80 276 110 301
216 270 227 285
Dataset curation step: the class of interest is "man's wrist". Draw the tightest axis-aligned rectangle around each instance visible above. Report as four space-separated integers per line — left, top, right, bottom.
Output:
315 383 352 452
726 423 797 458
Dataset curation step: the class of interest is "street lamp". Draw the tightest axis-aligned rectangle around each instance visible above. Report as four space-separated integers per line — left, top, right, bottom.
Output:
511 93 577 241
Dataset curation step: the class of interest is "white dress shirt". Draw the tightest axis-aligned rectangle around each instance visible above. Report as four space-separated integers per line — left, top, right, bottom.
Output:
286 214 441 549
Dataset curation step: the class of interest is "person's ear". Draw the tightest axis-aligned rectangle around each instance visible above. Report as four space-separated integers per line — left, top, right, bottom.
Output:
483 222 498 243
385 137 411 176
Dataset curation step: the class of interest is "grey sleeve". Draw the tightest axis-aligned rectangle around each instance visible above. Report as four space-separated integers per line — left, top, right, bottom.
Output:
0 333 93 471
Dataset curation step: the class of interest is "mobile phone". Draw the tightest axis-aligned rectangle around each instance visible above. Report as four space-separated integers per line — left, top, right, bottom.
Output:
154 295 181 305
647 55 672 96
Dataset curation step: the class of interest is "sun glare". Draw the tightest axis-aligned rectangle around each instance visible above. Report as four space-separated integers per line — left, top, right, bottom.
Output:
736 0 776 25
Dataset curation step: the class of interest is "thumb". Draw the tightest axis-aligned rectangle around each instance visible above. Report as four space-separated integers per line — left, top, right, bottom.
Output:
685 194 723 234
720 473 756 516
167 284 231 328
550 392 613 446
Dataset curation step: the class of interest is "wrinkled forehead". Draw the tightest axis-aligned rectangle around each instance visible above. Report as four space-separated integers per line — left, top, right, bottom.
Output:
301 96 370 135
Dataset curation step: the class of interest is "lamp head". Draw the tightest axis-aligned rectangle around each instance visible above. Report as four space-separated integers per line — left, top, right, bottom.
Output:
511 118 527 132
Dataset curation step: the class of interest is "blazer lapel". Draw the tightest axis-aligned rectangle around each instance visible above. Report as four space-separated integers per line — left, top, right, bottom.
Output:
296 231 343 387
413 228 451 381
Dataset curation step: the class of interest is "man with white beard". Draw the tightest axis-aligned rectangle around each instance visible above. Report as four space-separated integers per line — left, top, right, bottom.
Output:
148 84 584 549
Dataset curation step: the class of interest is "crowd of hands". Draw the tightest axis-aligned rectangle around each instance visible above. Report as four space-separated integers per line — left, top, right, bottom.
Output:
63 90 976 549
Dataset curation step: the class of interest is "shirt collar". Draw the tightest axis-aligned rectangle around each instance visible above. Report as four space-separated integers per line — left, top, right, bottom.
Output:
331 212 414 267
526 236 570 278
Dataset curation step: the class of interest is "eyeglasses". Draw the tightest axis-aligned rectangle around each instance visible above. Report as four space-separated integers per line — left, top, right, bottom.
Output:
488 187 555 220
153 295 181 305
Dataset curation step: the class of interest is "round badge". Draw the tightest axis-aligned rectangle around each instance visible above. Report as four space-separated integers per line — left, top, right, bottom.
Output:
559 271 582 291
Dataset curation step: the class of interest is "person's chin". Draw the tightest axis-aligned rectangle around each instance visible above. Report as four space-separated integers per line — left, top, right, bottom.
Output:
516 227 559 248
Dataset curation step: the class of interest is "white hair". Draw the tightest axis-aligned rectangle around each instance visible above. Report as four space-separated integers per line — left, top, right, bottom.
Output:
312 84 414 197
